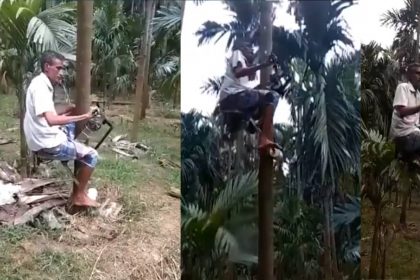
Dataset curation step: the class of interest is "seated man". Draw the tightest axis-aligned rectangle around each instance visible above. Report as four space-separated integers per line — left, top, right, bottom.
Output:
390 63 420 158
218 38 280 156
23 50 100 208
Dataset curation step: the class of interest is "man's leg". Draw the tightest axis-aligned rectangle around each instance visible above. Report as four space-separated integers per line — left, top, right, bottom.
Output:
256 91 280 154
71 142 100 207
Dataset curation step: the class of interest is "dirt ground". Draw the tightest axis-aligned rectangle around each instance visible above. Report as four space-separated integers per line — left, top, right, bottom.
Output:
0 94 181 280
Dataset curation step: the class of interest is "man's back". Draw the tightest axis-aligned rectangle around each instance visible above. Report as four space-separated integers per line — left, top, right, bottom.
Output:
24 72 67 151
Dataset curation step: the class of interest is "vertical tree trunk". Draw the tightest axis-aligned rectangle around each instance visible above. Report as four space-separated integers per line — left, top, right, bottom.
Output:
74 0 93 141
368 205 382 279
399 188 409 229
323 190 333 280
415 16 420 62
18 82 29 177
258 1 274 279
140 0 156 118
131 0 155 141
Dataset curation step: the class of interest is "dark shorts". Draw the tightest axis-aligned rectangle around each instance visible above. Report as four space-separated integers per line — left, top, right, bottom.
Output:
219 89 279 120
394 132 420 158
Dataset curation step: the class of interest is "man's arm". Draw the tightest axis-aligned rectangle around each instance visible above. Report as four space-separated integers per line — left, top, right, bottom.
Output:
43 110 91 126
234 61 272 79
394 105 420 118
55 104 76 115
393 84 420 117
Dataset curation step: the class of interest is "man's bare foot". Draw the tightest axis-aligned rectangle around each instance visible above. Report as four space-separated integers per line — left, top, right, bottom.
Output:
258 136 282 158
258 136 280 150
70 193 100 208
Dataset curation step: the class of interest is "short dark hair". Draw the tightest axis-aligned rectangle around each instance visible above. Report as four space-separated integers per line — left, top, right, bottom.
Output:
40 50 65 72
407 62 420 74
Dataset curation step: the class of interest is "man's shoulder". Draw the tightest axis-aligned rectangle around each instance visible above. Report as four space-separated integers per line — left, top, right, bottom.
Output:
27 73 52 93
396 82 414 91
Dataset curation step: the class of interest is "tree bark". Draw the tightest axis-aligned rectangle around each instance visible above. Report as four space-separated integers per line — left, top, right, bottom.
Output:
140 0 156 118
323 191 333 280
257 1 274 279
368 205 382 279
74 0 93 174
131 0 155 141
399 187 409 229
18 83 29 177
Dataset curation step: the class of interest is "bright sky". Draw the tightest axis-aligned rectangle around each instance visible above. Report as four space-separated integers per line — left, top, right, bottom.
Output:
181 0 405 124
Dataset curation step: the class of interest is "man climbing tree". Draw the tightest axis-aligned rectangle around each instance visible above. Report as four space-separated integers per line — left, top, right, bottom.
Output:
217 38 281 157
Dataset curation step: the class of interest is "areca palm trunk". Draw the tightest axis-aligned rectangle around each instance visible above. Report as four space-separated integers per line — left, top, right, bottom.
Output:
74 0 93 139
141 0 156 116
132 0 155 140
18 74 29 177
258 1 274 279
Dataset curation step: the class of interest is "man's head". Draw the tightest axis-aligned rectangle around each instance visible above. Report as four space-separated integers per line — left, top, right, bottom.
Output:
40 50 65 86
233 38 254 62
407 63 420 89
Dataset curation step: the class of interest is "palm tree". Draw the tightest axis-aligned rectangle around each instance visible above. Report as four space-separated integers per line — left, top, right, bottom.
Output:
185 1 359 279
381 0 420 66
131 0 156 141
361 42 399 139
181 111 259 279
0 0 76 176
91 0 138 103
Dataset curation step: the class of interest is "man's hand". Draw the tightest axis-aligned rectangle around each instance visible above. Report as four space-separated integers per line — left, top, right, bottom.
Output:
267 53 278 64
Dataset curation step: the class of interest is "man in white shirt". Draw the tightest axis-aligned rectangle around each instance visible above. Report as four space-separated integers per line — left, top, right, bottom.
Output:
24 50 100 208
218 39 280 156
390 63 420 157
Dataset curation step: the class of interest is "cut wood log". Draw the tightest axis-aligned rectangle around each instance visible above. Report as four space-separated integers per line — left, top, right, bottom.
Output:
13 199 67 225
112 148 136 158
0 139 15 145
166 187 180 199
159 158 181 169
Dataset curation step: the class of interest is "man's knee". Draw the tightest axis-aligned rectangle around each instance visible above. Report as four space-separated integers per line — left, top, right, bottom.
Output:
83 149 98 168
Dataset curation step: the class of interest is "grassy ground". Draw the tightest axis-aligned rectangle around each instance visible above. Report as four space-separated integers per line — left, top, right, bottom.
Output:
361 192 420 279
0 93 180 280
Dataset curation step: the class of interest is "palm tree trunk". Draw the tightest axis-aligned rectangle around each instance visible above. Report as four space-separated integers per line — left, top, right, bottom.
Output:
132 0 154 140
74 0 93 137
18 82 29 177
399 188 409 229
323 190 333 280
369 204 382 279
415 17 420 62
141 0 156 117
258 1 274 279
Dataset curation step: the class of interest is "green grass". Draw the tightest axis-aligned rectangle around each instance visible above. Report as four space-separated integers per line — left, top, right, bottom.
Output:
0 93 180 279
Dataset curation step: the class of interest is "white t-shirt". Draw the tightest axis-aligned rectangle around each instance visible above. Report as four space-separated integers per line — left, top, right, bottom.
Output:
390 82 420 139
23 73 67 151
219 50 260 101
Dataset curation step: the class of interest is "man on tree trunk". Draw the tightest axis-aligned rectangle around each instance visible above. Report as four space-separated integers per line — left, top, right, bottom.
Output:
23 50 100 208
217 38 281 157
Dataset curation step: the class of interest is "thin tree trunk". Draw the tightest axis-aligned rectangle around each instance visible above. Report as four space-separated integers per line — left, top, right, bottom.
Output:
368 205 382 279
400 188 409 229
18 83 29 177
258 1 274 279
141 0 156 117
323 191 333 280
415 18 420 62
74 0 93 140
131 0 155 140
